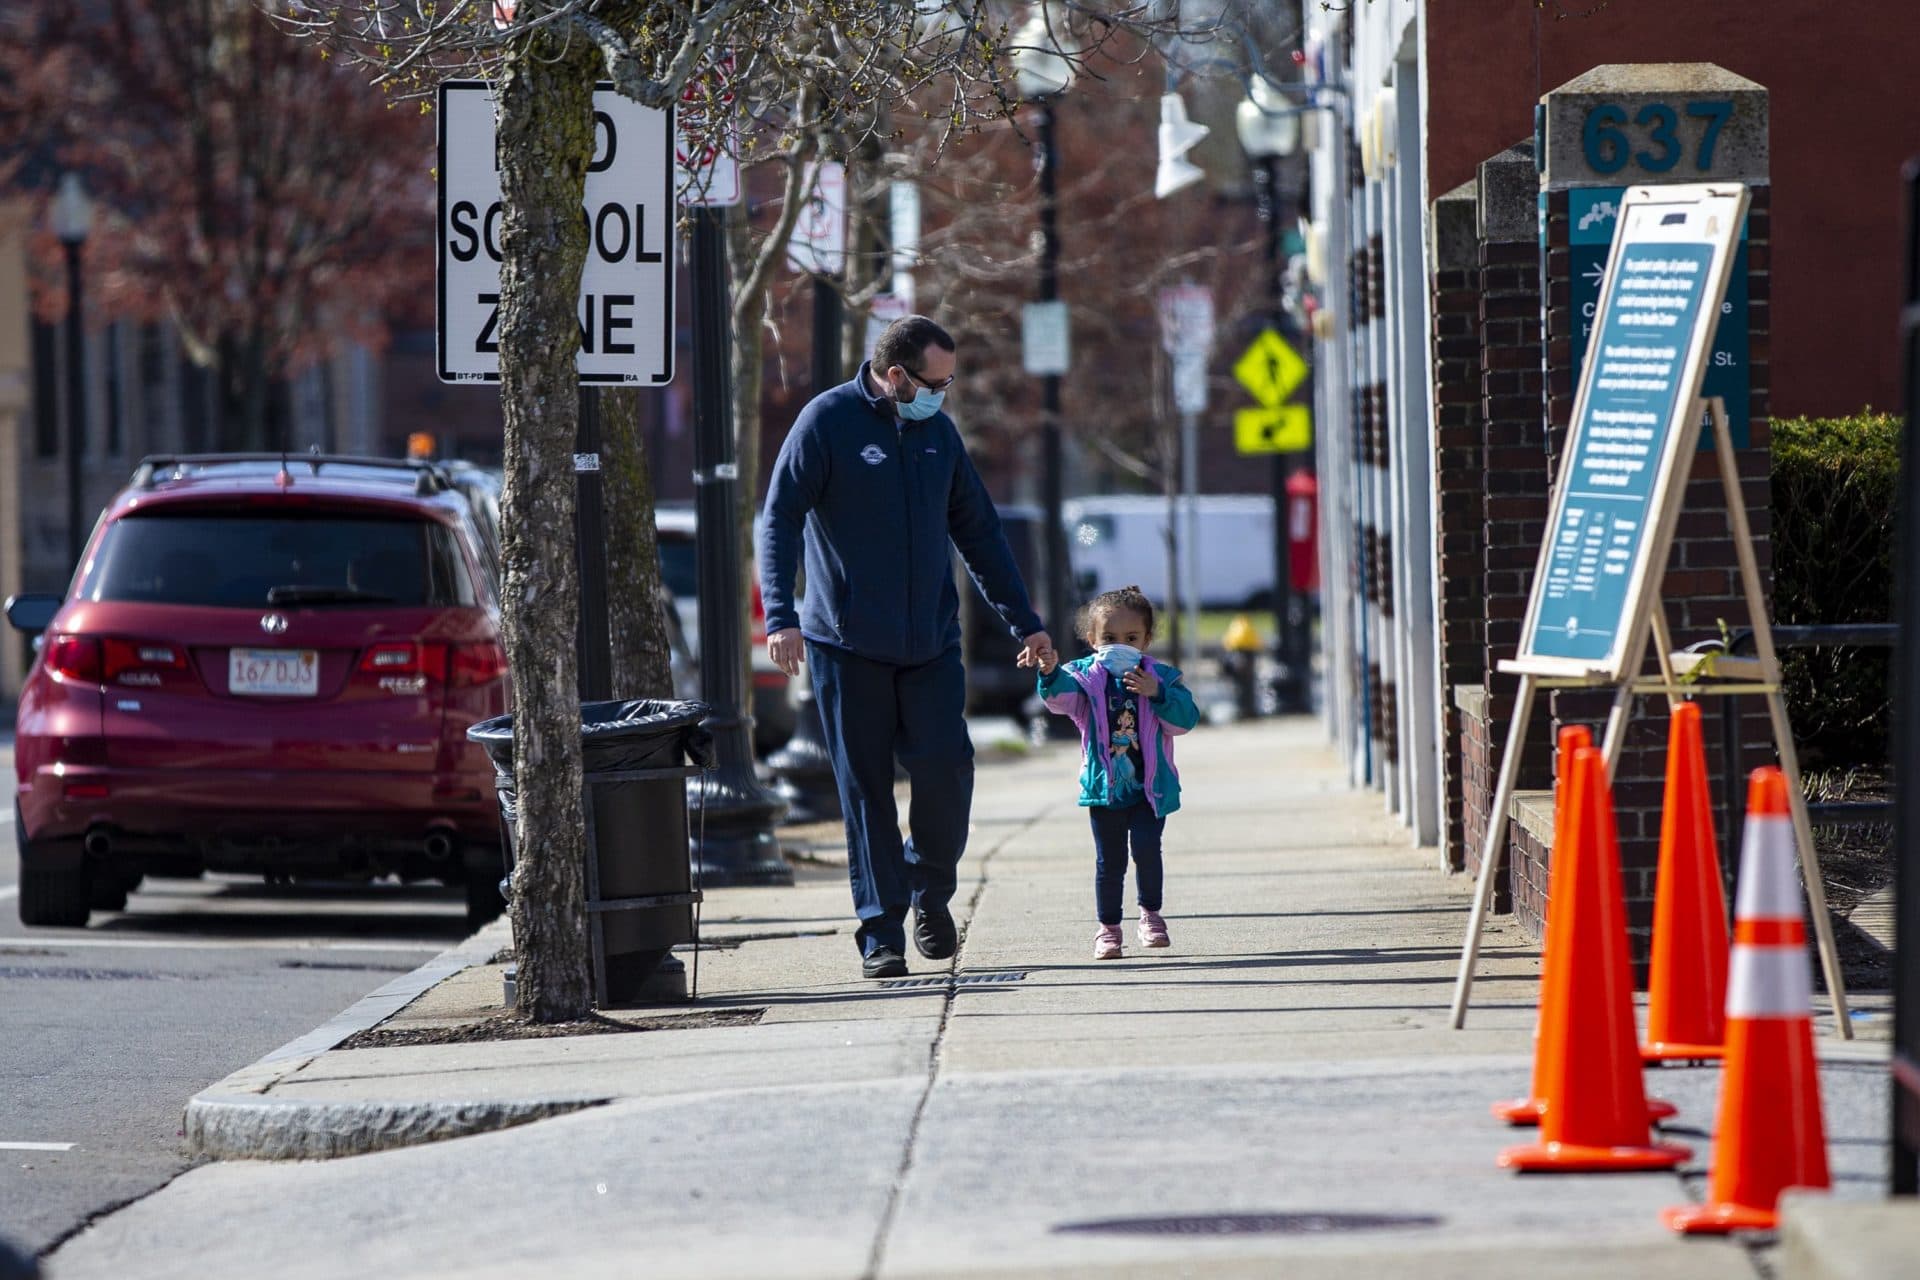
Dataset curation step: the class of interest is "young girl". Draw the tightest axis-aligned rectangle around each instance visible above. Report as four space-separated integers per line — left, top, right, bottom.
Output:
1036 586 1200 959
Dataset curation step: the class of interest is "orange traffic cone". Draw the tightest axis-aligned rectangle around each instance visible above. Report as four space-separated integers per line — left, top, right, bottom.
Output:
1494 726 1675 1127
1663 767 1829 1233
1642 701 1730 1062
1500 747 1691 1171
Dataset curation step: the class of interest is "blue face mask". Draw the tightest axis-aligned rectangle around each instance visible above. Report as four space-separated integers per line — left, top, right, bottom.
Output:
896 384 945 421
1095 644 1143 676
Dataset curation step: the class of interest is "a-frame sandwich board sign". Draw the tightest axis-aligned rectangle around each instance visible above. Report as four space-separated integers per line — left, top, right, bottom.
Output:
1449 182 1851 1037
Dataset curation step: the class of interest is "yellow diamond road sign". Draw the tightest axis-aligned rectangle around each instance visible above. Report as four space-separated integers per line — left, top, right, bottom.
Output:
1233 328 1307 408
1235 405 1312 455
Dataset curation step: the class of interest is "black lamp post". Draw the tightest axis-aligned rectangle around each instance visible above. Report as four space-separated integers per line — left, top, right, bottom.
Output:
1237 78 1310 714
687 206 791 884
1014 4 1079 702
764 276 846 824
52 173 93 576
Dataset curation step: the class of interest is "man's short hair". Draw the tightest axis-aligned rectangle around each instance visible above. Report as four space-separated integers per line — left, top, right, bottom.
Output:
873 315 955 373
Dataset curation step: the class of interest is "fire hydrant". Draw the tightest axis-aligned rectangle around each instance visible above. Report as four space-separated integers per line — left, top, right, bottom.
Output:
1222 613 1264 721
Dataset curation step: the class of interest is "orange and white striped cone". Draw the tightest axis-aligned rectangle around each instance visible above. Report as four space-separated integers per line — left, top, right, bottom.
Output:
1662 767 1830 1233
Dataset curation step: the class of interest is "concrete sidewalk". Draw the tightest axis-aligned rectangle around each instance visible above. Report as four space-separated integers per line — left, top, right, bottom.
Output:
47 719 1894 1279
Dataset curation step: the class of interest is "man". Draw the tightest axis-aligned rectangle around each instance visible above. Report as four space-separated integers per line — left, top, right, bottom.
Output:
761 315 1053 978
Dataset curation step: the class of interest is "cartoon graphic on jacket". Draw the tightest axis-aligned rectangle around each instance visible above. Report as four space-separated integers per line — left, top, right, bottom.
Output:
1038 655 1200 816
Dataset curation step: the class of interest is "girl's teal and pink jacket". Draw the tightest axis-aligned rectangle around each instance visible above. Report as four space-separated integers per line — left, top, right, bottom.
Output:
1037 657 1200 816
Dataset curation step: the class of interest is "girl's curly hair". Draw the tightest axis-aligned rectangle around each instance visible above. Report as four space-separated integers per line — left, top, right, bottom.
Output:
1076 585 1157 644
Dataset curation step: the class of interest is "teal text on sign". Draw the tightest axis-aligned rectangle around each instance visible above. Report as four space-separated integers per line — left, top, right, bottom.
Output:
1528 241 1716 663
1569 188 1748 447
1581 101 1734 175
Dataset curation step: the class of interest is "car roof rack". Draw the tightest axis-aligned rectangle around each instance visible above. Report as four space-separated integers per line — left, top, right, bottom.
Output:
131 452 450 497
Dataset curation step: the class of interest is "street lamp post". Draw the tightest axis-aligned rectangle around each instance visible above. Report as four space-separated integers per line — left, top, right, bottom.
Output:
765 276 846 824
52 174 93 576
688 206 791 885
1236 78 1310 713
1014 4 1079 710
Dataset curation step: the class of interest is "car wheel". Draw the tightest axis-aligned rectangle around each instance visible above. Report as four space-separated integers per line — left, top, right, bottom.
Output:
87 874 128 914
19 867 91 928
465 863 506 928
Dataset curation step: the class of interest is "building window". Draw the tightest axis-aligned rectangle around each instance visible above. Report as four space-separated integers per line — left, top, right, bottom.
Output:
138 324 169 453
31 320 59 459
179 358 211 453
105 324 124 457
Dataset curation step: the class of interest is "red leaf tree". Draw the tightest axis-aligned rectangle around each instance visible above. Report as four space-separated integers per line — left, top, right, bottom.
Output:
0 1 434 449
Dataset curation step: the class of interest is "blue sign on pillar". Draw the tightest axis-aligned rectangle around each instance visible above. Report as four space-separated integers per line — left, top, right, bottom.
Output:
1569 188 1748 447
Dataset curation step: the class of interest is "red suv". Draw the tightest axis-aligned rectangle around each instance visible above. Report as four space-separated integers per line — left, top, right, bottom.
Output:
6 455 510 928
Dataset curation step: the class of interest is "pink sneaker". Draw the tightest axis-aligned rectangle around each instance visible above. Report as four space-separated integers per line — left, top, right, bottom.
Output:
1093 924 1123 960
1138 909 1170 949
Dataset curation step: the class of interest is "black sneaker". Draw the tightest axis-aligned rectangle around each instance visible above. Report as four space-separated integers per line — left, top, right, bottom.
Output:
862 946 910 979
914 908 957 961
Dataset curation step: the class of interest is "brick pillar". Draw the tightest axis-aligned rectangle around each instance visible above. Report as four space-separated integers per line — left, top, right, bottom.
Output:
1460 140 1555 917
1430 180 1484 873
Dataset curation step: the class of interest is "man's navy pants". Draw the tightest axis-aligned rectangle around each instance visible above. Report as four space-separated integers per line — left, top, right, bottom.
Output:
807 640 974 958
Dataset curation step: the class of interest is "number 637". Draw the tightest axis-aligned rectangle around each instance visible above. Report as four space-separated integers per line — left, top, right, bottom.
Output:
1582 100 1733 175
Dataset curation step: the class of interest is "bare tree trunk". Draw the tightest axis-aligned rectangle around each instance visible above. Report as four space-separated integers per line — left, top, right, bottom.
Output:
602 386 674 700
495 32 596 1022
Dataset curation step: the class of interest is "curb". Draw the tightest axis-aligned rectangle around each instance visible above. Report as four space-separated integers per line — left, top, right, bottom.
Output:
182 917 601 1161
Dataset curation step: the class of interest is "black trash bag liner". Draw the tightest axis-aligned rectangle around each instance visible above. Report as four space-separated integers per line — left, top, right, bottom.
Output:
468 699 714 776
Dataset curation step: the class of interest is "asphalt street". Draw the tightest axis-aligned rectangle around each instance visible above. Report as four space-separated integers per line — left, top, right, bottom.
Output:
0 791 469 1259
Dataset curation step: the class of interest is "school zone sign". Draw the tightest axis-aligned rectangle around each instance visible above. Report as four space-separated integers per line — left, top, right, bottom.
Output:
437 81 676 385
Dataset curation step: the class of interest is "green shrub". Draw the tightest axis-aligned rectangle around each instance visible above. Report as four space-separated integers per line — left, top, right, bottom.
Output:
1770 411 1900 767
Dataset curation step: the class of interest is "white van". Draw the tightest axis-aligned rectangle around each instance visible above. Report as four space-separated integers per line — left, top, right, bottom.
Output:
1064 494 1275 611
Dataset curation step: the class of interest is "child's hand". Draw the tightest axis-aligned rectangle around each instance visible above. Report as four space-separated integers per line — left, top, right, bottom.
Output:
1123 666 1160 698
1038 648 1058 675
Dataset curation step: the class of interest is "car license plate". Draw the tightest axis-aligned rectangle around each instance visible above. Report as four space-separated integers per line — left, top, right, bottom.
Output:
228 649 320 697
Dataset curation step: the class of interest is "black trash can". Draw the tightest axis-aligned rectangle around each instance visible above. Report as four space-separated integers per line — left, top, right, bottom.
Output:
470 699 713 1006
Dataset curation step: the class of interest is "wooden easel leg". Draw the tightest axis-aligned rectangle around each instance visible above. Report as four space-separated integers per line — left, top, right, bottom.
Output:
1649 610 1683 711
1599 616 1655 780
1450 674 1538 1029
1706 396 1853 1038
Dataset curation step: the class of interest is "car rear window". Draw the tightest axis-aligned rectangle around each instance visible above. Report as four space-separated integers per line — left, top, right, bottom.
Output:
81 513 475 608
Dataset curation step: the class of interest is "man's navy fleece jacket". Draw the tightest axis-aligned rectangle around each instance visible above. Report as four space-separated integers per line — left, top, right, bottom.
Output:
759 363 1045 667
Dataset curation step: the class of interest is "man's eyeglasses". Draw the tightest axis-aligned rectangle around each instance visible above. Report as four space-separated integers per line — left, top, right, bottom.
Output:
904 366 957 393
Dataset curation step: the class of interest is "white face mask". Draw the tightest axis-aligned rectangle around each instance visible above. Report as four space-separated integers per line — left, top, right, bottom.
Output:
1094 644 1142 676
891 372 946 421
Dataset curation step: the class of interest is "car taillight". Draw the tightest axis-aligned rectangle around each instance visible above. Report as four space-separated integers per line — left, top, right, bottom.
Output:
360 642 426 676
103 639 188 682
449 641 508 687
751 578 766 623
46 635 102 683
360 641 506 686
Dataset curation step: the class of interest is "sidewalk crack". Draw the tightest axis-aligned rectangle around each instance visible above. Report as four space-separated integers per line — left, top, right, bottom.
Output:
861 801 1053 1280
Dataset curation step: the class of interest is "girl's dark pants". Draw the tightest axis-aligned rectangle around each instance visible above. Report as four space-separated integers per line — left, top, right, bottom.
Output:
1089 800 1165 925
807 640 974 958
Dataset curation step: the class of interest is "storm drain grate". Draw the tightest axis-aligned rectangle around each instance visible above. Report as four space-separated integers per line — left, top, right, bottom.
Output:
878 971 1027 990
278 959 417 974
0 965 170 982
1053 1212 1443 1237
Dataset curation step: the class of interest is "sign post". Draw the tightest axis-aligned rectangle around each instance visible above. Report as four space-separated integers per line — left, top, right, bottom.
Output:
1450 182 1850 1037
1159 285 1214 657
